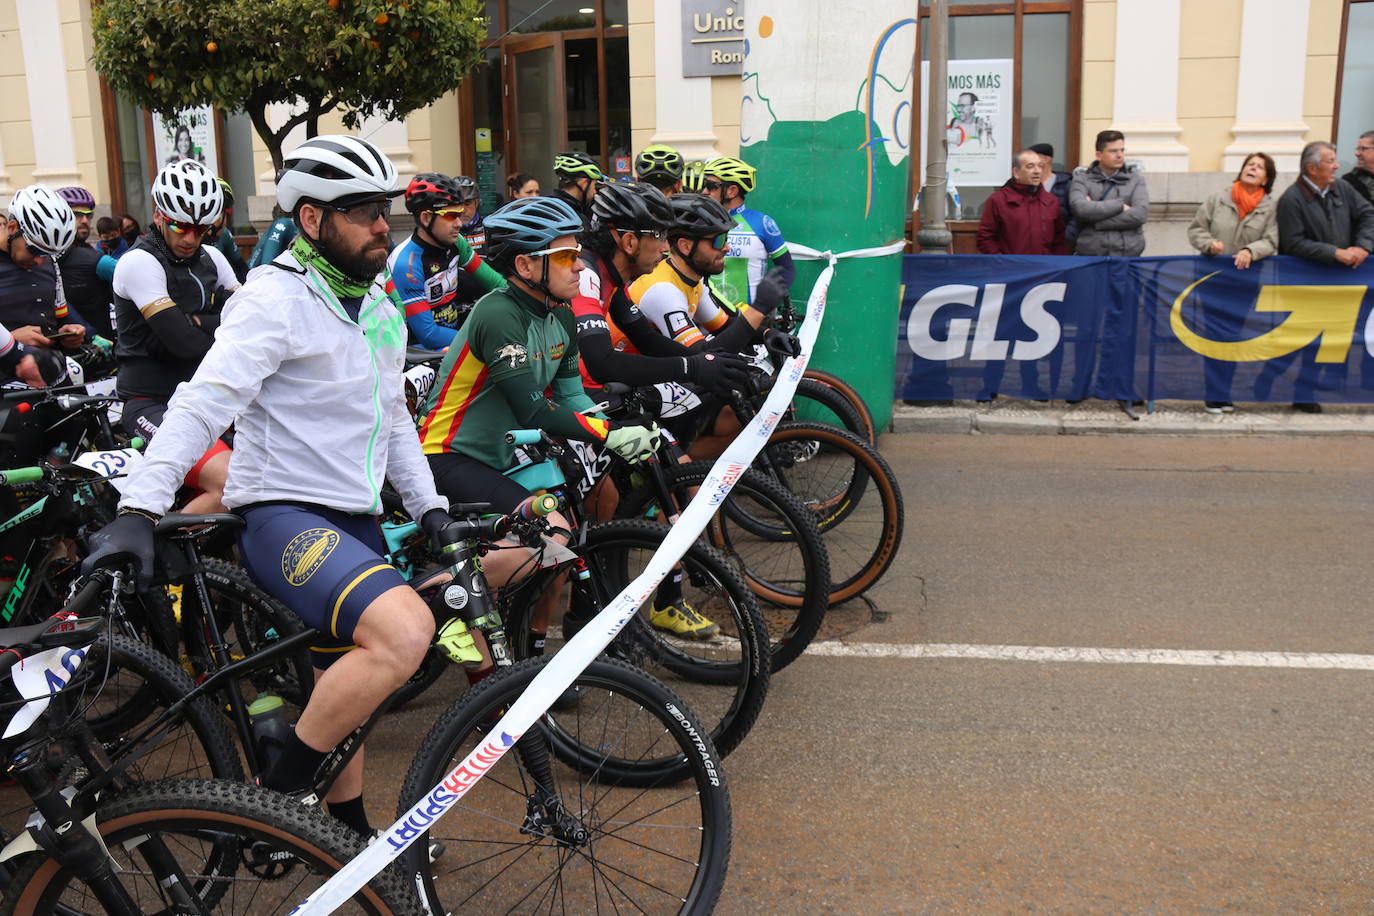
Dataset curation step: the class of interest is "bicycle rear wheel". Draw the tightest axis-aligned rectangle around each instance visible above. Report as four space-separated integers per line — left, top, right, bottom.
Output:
756 422 904 602
0 779 416 914
803 368 878 445
398 657 731 916
621 462 831 672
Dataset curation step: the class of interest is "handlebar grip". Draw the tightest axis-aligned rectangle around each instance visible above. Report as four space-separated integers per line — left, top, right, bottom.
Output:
0 467 44 486
505 429 543 446
515 493 559 520
128 437 146 451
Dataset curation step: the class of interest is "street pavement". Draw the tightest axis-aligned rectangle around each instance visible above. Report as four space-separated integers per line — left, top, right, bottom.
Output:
364 428 1374 915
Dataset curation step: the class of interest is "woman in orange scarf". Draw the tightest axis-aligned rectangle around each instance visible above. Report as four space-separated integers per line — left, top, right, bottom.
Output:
1184 152 1280 414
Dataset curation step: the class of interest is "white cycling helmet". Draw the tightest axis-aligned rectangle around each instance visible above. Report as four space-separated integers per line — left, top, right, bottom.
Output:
8 185 76 257
152 159 223 226
276 134 401 213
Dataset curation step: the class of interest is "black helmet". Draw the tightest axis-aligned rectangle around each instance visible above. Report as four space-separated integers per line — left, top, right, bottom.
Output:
453 175 480 203
404 173 464 214
667 193 734 240
590 182 672 232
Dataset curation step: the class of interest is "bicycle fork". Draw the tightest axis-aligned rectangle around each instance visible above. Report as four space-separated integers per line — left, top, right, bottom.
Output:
5 744 209 915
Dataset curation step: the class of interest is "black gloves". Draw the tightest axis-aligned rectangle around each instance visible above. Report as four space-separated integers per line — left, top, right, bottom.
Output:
684 351 751 398
80 510 157 590
750 270 790 317
763 328 802 360
420 508 458 553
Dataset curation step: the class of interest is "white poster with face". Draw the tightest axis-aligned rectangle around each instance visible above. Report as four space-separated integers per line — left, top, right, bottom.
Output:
152 107 217 174
918 58 1014 188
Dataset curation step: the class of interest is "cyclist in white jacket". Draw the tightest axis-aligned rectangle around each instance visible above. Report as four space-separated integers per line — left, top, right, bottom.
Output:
82 135 455 841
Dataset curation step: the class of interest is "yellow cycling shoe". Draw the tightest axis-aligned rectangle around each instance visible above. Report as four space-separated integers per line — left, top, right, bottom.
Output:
648 600 719 640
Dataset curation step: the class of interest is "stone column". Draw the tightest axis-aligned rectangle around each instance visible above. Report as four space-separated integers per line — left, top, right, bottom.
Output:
650 0 719 161
1222 0 1311 171
14 0 81 187
1110 0 1190 171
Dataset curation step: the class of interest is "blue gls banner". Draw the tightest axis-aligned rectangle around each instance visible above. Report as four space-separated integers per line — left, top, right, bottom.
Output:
895 254 1374 404
897 255 1118 402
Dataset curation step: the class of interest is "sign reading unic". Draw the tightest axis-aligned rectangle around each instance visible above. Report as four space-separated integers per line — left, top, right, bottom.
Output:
682 0 745 77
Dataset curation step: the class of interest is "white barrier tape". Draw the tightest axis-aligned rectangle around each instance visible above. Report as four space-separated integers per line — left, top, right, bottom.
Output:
789 239 907 261
293 253 841 913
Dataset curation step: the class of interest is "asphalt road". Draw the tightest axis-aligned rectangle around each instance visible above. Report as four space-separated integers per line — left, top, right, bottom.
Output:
363 433 1374 915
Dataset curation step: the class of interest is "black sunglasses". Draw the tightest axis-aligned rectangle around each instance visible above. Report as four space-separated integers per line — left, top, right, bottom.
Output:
327 199 393 225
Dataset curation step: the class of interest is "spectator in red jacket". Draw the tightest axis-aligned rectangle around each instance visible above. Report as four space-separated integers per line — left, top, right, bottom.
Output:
977 149 1067 255
974 149 1067 403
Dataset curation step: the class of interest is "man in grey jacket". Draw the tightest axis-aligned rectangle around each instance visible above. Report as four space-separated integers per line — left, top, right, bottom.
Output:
1070 130 1148 257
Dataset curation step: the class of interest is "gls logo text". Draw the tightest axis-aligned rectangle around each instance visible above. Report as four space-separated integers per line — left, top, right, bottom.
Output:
907 282 1067 360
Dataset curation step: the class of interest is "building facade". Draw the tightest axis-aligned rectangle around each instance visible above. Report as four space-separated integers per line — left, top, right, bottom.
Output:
1 0 1371 253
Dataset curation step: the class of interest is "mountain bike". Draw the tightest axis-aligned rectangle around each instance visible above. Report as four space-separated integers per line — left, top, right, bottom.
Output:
0 573 415 914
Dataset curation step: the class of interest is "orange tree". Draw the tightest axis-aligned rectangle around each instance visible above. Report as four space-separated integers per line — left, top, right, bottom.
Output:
92 0 486 172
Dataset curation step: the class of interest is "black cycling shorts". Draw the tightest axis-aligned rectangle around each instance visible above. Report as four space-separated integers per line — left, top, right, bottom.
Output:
235 502 406 669
427 452 530 516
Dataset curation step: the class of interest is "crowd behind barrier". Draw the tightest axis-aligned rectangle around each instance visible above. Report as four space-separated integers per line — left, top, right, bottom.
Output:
896 254 1374 406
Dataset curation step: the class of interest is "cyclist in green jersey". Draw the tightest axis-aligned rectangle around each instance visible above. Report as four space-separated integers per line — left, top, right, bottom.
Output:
420 195 658 654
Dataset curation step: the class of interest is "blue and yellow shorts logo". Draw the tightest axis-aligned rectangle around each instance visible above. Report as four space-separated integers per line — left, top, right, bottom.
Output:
281 528 340 586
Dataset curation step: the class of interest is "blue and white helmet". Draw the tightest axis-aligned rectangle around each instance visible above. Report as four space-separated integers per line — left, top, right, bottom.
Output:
8 185 76 257
152 159 223 225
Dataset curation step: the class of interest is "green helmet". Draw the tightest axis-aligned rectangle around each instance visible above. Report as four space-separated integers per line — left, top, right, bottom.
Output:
553 151 605 181
702 156 756 193
680 160 708 194
634 144 685 184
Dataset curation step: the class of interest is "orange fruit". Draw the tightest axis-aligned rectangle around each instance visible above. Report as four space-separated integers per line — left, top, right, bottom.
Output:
206 41 218 52
375 12 388 25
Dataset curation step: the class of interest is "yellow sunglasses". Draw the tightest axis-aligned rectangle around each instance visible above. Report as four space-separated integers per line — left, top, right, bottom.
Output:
527 244 582 268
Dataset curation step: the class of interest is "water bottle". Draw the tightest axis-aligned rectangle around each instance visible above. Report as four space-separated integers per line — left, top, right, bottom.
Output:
947 179 963 221
247 694 291 773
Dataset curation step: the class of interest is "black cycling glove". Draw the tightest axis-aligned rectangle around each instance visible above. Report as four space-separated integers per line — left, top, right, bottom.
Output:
420 508 459 553
750 270 790 317
81 510 158 591
763 328 802 360
684 351 751 398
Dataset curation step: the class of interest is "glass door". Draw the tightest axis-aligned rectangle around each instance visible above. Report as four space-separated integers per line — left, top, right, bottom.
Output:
508 34 564 190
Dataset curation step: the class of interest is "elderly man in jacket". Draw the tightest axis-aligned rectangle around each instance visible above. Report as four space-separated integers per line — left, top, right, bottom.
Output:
977 149 1066 255
1070 130 1148 257
1267 140 1374 412
973 150 1066 402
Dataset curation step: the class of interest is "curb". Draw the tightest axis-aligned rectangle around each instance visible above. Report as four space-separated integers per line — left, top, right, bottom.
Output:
890 401 1374 438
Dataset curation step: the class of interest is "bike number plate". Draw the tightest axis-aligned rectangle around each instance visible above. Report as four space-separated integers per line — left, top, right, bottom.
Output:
73 448 144 492
4 644 92 739
653 382 703 418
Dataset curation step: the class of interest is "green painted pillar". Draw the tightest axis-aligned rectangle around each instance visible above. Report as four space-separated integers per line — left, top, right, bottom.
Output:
739 6 916 431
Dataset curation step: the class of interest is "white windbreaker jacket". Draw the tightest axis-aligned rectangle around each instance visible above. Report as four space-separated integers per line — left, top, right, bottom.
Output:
119 250 447 522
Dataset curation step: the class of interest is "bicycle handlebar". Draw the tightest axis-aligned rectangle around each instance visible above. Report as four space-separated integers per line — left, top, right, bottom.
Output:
505 429 544 446
0 467 44 486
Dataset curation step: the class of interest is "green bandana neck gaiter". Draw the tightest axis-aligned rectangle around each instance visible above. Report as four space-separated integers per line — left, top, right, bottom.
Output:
291 235 373 300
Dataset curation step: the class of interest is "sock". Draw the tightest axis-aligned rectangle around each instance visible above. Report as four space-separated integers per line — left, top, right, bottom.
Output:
527 631 547 656
259 730 329 794
656 570 684 608
328 795 372 837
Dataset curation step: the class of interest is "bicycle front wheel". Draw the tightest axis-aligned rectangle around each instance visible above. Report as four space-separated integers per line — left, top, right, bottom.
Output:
757 422 905 602
398 656 732 916
1 778 416 915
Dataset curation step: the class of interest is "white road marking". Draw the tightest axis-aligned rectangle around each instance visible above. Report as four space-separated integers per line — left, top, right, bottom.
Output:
803 641 1374 670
